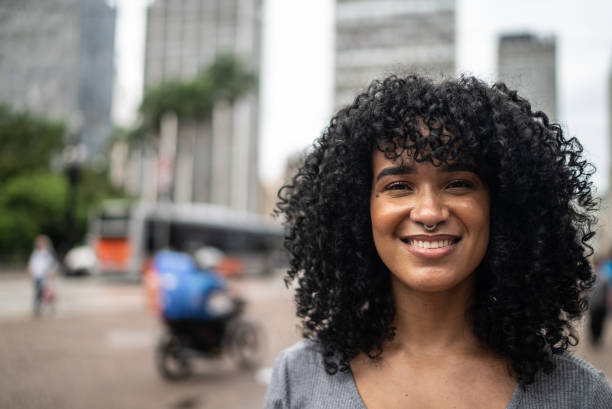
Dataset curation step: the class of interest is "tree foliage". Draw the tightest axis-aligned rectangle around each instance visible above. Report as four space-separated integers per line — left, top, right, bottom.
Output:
0 107 126 261
0 105 65 183
0 172 67 260
140 54 257 130
0 168 125 261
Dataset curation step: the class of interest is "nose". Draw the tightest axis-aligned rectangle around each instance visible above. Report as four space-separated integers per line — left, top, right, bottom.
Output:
409 187 449 228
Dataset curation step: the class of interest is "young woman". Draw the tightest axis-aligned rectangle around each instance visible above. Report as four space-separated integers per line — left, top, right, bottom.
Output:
264 75 612 408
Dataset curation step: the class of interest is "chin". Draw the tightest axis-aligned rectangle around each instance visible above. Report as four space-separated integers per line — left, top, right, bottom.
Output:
393 268 474 294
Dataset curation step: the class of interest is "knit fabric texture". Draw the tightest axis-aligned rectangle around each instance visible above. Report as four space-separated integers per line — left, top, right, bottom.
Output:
263 340 612 409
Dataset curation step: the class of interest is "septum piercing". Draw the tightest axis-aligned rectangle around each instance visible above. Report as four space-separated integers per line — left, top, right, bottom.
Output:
422 223 438 232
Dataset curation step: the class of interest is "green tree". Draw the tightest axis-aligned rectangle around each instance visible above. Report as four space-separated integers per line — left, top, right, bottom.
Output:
0 105 64 183
0 106 127 261
140 54 257 130
0 172 67 260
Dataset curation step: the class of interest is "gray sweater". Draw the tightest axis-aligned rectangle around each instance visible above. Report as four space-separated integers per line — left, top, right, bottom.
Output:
264 340 612 409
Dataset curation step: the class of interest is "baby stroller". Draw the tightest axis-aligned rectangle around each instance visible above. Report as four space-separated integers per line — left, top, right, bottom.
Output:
145 250 263 380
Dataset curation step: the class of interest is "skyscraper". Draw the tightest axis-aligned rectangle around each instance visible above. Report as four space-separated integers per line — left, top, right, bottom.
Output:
593 59 612 256
608 57 612 188
0 0 116 156
141 0 261 212
334 0 456 107
497 33 557 121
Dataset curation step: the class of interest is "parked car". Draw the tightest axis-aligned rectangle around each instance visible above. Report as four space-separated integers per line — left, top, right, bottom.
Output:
64 245 96 276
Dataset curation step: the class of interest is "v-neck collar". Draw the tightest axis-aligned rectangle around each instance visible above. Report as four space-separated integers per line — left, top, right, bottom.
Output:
346 366 522 409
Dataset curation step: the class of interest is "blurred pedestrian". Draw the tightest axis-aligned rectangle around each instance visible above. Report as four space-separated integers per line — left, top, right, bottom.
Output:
27 235 57 317
265 74 612 408
589 255 612 346
601 252 612 294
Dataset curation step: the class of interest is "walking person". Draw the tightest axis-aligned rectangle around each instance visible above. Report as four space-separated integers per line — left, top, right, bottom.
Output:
27 235 57 317
589 256 612 346
265 74 612 408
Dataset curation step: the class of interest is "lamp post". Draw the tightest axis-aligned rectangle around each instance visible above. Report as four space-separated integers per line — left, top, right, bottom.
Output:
60 143 87 257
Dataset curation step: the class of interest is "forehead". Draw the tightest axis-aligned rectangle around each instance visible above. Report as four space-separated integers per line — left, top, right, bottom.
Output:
371 149 479 178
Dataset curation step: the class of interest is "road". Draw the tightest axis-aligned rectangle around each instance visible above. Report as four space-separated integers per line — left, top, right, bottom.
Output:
1 271 612 409
0 271 301 409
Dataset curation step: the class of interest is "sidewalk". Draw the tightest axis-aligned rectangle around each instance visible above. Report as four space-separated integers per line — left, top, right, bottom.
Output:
0 266 27 279
0 273 296 409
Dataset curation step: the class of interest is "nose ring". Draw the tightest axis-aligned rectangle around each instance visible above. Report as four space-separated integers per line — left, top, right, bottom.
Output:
423 223 438 232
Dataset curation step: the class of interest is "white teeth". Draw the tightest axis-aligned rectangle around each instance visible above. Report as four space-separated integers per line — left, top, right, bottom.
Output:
409 239 452 249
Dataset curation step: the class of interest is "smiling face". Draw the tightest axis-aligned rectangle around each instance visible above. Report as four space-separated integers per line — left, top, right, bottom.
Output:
370 150 490 294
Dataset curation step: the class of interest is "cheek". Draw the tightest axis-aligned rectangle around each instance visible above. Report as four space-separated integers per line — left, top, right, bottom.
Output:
461 197 491 251
370 200 407 258
370 200 391 254
468 208 490 234
370 204 382 245
370 200 395 235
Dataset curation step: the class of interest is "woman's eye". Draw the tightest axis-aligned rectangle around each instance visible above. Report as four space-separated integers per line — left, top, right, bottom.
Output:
446 179 474 190
386 182 412 191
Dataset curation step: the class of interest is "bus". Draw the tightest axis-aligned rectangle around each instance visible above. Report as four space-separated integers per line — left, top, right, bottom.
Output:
88 200 285 279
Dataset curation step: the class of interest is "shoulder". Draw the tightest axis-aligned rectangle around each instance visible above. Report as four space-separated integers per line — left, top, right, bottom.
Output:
279 339 326 369
263 340 323 409
551 352 602 374
520 352 612 408
263 340 364 409
265 339 327 397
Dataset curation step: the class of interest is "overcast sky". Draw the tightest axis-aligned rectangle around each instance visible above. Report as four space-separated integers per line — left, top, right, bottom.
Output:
113 0 612 192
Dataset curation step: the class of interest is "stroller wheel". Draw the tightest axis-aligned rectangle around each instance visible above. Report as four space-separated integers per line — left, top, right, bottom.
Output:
156 332 192 381
225 319 264 370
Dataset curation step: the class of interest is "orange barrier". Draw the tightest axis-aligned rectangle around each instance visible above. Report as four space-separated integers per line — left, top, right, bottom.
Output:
95 238 131 273
216 257 244 277
143 266 161 317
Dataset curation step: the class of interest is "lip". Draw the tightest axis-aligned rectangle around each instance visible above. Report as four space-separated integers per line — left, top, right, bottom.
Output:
399 234 460 259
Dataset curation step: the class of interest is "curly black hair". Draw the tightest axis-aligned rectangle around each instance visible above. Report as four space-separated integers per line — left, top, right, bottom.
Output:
276 74 597 386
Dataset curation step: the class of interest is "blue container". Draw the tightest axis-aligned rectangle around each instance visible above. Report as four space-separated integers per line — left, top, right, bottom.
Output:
153 250 226 321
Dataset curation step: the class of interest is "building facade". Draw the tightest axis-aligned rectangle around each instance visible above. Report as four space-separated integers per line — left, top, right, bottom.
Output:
596 57 612 257
334 0 455 107
497 33 557 121
0 0 116 156
134 0 261 213
609 58 612 191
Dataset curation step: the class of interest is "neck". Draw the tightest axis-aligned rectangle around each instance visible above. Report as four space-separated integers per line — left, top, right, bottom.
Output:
387 275 479 356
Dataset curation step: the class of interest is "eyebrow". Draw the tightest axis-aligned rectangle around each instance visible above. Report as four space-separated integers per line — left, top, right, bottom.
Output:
375 164 416 181
375 162 480 182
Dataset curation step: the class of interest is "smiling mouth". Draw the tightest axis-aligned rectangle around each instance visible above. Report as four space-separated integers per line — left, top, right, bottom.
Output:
400 236 460 249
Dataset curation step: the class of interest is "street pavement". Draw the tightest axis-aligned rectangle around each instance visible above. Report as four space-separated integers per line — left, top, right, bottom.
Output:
1 271 612 409
0 271 301 409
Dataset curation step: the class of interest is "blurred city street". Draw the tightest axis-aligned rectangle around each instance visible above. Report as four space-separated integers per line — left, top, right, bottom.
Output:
0 270 301 409
2 270 612 409
1 1 611 408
